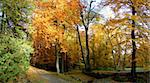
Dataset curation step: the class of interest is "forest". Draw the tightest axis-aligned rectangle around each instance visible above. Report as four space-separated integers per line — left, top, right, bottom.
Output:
0 0 150 83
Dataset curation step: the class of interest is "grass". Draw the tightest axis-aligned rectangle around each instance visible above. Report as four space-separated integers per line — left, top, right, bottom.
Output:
64 70 95 82
63 70 117 83
125 67 144 71
56 74 82 83
94 67 114 71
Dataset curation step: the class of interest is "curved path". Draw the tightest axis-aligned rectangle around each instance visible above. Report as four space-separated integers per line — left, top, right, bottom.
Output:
27 66 69 83
40 73 68 83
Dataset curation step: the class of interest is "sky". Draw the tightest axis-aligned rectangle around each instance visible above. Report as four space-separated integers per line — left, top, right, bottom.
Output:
87 0 115 19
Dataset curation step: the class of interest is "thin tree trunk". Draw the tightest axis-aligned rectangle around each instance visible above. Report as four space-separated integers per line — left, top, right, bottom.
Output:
122 48 126 71
76 25 85 64
112 50 116 70
116 34 122 70
64 53 68 72
0 11 4 31
66 53 70 71
61 54 64 73
122 39 127 71
131 6 136 82
85 28 91 72
56 55 60 74
55 43 60 74
116 37 121 70
92 35 95 68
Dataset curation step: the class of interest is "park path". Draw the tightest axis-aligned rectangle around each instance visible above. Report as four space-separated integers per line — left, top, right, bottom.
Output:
37 70 68 83
27 66 69 83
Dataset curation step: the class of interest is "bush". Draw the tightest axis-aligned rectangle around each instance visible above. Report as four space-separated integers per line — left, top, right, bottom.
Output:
0 34 33 82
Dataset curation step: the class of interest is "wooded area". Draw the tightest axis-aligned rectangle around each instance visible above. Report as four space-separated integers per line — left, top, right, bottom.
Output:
0 0 150 83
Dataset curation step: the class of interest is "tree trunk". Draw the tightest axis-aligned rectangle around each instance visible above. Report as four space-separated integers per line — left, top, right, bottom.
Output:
56 55 60 74
64 53 68 72
85 28 91 72
112 50 116 70
92 36 95 68
122 40 127 71
0 11 4 31
131 6 136 82
76 25 85 64
61 54 64 73
55 43 60 74
116 34 122 70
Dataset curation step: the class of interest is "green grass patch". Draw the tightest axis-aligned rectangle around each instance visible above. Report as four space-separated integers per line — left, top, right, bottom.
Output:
94 67 114 71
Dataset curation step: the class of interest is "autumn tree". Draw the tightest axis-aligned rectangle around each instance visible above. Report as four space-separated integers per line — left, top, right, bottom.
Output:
32 0 82 73
102 0 150 82
79 0 101 72
90 24 113 68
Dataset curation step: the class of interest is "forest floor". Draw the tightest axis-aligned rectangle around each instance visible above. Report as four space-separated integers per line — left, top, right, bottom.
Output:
26 66 122 83
26 66 150 83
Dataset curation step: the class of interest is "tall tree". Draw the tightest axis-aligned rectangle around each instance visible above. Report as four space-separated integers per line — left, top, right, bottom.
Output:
0 0 33 82
76 25 85 64
131 2 136 81
32 0 82 73
80 0 99 72
102 0 150 82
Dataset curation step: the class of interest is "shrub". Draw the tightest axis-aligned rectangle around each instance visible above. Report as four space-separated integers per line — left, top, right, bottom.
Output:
0 34 33 82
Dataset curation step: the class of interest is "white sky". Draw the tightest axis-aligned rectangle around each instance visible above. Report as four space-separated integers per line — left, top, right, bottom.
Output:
87 0 115 19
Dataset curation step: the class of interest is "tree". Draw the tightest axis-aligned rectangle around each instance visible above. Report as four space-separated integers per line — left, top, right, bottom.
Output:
80 0 99 72
0 0 33 82
90 24 113 68
32 0 82 73
136 40 150 70
76 25 85 65
102 0 150 82
0 0 32 37
131 3 136 81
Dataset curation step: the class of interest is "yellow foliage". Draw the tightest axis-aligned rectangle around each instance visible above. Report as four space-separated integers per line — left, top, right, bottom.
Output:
31 0 82 66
